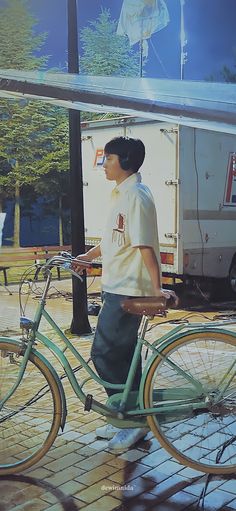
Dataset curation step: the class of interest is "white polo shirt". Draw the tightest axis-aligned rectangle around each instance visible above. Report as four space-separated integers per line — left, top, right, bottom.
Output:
100 172 161 296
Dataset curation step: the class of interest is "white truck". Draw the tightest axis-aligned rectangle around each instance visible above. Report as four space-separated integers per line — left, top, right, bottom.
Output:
81 116 236 297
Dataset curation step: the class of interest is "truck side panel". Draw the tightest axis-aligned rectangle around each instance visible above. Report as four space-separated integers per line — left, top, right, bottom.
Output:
180 126 236 278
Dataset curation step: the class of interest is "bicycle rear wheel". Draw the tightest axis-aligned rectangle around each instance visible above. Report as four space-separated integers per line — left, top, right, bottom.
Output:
0 340 62 475
143 331 236 474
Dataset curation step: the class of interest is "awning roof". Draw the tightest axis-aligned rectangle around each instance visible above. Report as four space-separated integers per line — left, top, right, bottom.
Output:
0 69 236 134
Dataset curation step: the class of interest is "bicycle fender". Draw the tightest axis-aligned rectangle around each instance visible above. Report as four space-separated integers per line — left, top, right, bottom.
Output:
0 337 67 431
30 347 67 431
152 326 236 355
0 337 22 347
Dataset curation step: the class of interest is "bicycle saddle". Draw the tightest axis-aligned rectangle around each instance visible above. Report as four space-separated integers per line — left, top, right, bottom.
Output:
121 296 167 316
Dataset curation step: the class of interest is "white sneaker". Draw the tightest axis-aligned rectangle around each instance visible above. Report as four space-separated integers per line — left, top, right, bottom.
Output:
107 427 149 452
95 423 121 440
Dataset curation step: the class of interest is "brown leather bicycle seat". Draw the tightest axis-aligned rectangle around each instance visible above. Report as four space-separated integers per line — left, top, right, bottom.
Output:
121 296 167 316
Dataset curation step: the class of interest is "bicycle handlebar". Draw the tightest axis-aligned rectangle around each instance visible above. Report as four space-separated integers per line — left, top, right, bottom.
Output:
42 252 102 281
59 251 102 268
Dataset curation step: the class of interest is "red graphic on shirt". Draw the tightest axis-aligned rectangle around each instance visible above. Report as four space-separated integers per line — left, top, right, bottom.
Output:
112 213 126 245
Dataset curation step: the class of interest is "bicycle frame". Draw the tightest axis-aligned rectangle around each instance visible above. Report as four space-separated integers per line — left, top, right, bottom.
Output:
1 265 236 430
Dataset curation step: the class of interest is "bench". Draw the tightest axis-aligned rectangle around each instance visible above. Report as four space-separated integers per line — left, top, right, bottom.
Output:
0 241 102 293
0 245 71 290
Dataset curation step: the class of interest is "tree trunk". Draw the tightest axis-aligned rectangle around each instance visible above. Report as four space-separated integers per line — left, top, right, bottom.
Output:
0 197 6 247
59 195 63 245
13 163 20 247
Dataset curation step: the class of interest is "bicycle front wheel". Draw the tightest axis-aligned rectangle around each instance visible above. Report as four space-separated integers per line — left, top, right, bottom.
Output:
0 340 62 475
143 331 236 474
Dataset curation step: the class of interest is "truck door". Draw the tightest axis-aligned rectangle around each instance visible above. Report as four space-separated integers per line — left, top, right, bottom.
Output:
126 122 180 276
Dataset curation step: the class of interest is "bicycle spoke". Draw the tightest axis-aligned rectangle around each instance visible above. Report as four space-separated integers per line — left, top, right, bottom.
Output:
0 342 61 475
144 331 236 474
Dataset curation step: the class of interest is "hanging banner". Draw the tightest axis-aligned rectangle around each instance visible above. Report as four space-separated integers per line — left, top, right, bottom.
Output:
117 0 170 53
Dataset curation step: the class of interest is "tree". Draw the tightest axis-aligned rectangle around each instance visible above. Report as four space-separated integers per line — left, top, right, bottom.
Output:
0 0 47 70
80 8 140 78
0 0 68 245
80 8 140 123
207 49 236 83
0 98 69 245
220 63 236 83
29 109 70 245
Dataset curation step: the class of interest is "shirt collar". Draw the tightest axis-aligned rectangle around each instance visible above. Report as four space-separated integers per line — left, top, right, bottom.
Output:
112 172 142 196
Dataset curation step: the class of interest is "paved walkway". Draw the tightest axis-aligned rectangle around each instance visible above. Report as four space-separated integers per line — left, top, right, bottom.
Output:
0 279 236 511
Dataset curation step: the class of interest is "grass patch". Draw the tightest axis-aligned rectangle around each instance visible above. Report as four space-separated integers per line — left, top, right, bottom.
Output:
1 263 70 286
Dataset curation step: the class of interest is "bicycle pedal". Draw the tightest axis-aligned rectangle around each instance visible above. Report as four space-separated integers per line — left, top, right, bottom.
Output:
84 394 93 411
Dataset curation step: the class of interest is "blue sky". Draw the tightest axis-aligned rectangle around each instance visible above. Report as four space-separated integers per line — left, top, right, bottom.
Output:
30 0 236 81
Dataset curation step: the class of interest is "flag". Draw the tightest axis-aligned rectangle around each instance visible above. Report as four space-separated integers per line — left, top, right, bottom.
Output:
117 0 170 49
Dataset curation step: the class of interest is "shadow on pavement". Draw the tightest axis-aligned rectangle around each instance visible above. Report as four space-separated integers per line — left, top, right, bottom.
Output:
0 474 80 511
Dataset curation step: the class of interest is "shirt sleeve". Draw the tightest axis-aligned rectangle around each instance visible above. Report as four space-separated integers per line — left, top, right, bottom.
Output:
128 188 158 248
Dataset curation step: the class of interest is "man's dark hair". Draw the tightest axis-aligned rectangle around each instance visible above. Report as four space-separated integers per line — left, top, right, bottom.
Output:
104 136 145 172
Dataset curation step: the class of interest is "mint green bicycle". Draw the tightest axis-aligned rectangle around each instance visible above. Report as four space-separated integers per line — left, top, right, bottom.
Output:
0 253 236 475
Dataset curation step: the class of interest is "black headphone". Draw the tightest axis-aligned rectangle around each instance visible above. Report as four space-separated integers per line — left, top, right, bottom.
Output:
119 153 131 171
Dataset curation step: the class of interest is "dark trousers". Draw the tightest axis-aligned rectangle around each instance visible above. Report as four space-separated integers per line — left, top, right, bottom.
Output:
91 292 142 397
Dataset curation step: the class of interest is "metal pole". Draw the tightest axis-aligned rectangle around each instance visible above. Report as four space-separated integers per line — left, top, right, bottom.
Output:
68 0 91 334
139 39 143 78
180 0 187 80
140 18 144 78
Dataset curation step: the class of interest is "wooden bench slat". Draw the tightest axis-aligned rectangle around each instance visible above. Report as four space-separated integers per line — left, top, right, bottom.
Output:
0 244 101 287
0 255 51 263
0 245 72 286
0 245 71 254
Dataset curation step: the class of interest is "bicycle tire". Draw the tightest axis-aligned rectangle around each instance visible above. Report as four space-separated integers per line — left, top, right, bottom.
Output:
0 340 62 475
143 330 236 474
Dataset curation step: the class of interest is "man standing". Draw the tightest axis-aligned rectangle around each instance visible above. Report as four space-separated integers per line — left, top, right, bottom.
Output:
73 136 172 452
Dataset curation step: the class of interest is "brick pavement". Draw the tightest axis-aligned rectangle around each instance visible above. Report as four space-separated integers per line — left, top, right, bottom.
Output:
0 281 236 511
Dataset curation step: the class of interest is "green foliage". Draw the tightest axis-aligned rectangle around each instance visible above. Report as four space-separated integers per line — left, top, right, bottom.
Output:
207 49 236 83
80 7 140 122
220 64 236 83
0 0 68 204
80 8 140 77
31 109 69 198
0 0 48 70
0 100 69 194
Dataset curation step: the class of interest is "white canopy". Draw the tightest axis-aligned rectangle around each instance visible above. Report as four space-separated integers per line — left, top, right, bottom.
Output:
0 69 236 134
